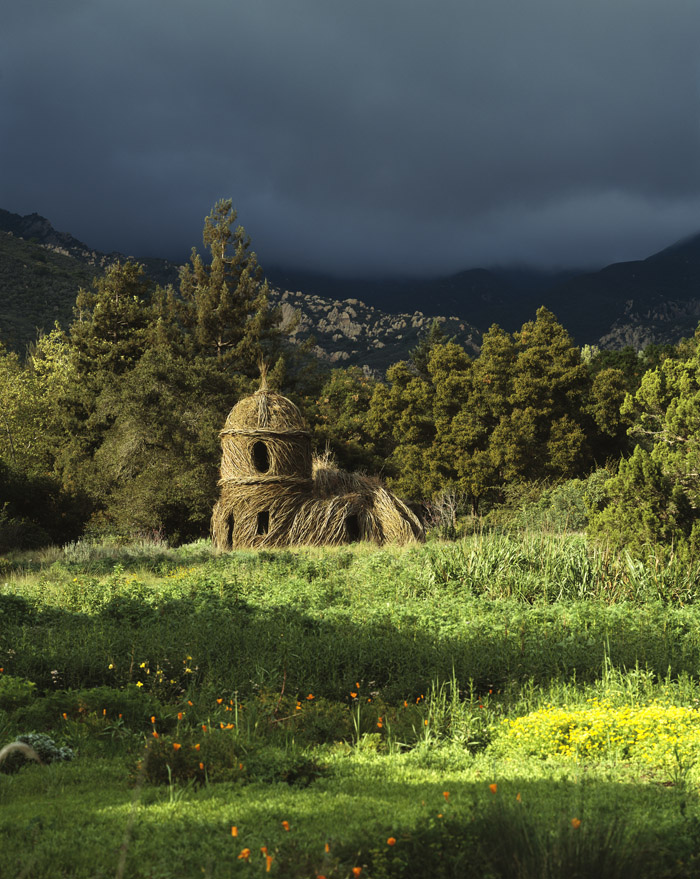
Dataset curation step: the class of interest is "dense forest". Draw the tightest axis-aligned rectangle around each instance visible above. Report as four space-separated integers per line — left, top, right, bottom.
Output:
2 201 699 558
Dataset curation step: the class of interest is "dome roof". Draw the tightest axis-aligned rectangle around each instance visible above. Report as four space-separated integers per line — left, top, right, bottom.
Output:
222 385 309 435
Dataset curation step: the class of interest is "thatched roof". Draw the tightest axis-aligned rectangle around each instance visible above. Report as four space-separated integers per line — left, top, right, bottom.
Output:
221 382 309 436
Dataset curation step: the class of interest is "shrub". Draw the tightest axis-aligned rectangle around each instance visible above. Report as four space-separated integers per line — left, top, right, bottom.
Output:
0 732 73 773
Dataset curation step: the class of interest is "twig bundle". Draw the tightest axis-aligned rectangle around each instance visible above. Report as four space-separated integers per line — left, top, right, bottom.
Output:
211 384 424 550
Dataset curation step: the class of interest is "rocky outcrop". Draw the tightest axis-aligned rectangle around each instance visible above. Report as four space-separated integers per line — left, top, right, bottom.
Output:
269 288 480 375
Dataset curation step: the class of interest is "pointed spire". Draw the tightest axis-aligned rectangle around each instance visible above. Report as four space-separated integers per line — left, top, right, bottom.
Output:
257 360 269 427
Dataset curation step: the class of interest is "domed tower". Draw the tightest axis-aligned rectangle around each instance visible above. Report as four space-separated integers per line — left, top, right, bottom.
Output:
211 378 313 549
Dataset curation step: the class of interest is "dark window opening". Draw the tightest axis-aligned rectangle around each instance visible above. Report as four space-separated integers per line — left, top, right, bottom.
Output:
257 511 270 535
345 514 361 542
226 514 235 547
252 441 270 473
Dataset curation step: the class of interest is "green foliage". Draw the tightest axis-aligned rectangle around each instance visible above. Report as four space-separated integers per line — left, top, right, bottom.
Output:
368 308 601 510
589 343 700 557
311 367 382 471
0 675 36 711
0 460 89 552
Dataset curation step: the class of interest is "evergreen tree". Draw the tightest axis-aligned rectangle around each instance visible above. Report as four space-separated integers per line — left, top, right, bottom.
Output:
490 308 592 480
177 199 281 371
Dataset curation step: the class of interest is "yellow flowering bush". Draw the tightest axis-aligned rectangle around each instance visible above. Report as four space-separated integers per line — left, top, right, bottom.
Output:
494 700 700 768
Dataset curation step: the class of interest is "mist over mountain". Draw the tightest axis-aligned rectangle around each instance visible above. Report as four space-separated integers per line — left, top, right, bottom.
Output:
2 207 700 368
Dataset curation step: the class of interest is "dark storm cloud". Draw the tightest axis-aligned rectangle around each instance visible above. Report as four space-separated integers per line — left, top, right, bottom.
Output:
2 0 700 275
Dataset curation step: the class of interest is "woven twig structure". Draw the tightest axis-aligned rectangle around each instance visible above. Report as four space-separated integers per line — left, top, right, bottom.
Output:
211 381 424 549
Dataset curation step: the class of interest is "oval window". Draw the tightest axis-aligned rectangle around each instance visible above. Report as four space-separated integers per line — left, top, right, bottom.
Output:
252 441 270 473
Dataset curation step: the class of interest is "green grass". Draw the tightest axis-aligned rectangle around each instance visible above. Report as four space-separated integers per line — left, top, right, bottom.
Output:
2 534 700 877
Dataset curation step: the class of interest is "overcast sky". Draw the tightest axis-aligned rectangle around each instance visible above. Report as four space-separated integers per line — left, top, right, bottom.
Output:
2 0 700 277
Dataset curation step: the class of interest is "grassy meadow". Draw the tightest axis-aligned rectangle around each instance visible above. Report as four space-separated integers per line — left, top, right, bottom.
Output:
2 533 700 877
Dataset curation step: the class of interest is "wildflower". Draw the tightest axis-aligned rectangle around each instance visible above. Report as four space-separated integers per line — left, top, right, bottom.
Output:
220 722 225 729
173 743 181 751
443 791 449 800
352 869 362 877
437 813 443 818
108 663 114 670
187 700 193 706
571 818 581 829
516 793 522 802
103 709 107 716
239 762 243 770
282 820 290 831
424 719 428 726
62 712 68 720
260 846 267 855
306 694 314 701
226 723 235 730
266 855 274 872
350 692 358 699
140 663 146 669
325 842 330 853
202 724 207 731
151 716 156 724
194 743 200 751
237 848 251 860
387 837 396 846
489 783 497 794
177 712 183 720
377 719 383 728
152 731 159 738
231 826 238 837
118 713 122 719
217 698 223 704
136 681 143 688
199 762 204 770
403 701 408 708
295 702 302 710
356 682 360 688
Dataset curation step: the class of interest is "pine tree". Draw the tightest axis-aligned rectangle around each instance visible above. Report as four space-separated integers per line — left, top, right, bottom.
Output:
177 199 281 372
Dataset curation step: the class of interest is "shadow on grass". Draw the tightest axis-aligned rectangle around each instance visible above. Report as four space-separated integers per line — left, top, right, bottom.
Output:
3 588 700 703
2 767 697 879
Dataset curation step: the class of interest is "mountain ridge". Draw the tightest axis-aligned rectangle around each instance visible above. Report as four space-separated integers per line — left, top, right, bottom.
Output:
2 207 700 366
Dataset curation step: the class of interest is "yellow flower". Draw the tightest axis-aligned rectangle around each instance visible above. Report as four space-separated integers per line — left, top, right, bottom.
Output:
136 681 143 688
231 826 238 837
237 848 251 860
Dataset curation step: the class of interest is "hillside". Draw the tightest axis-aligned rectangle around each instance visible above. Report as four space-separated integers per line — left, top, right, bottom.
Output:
3 207 700 361
0 209 479 370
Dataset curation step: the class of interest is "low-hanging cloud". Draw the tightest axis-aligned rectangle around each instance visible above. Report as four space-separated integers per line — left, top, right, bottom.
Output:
2 0 700 275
